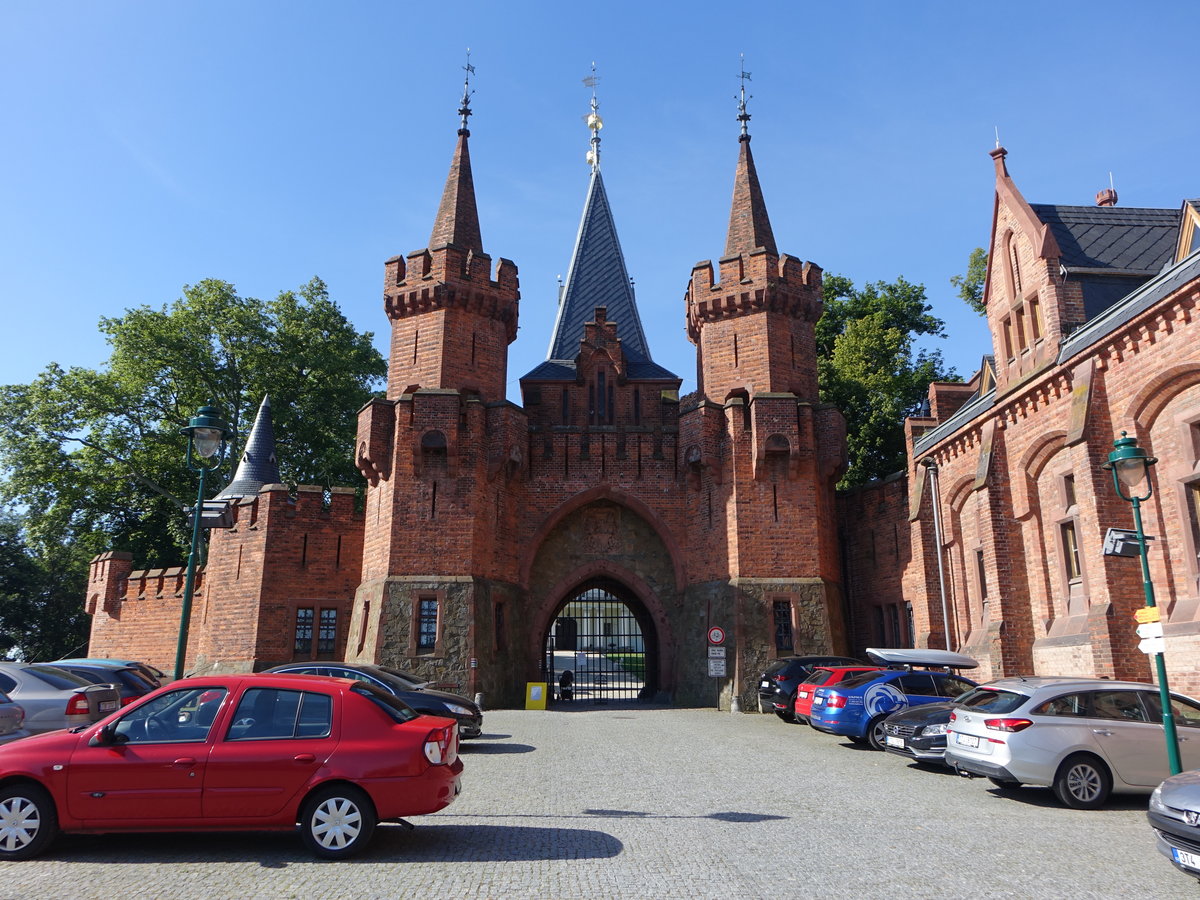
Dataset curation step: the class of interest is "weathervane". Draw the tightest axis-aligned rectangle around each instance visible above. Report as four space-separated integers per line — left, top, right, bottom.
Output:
737 54 752 140
583 62 603 171
458 48 475 135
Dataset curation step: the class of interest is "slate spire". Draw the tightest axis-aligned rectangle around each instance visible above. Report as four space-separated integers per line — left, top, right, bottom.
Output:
428 57 483 254
216 395 280 500
723 64 777 258
546 159 651 363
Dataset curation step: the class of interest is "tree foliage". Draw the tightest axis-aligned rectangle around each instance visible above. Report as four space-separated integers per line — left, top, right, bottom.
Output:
950 247 989 315
818 274 957 486
0 278 386 570
0 514 90 661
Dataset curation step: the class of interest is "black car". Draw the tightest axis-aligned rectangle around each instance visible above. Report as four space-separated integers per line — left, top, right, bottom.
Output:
881 701 956 764
264 662 482 738
757 655 866 722
43 662 158 707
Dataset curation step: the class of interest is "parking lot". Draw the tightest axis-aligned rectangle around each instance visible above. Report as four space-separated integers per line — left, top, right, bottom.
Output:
0 705 1191 899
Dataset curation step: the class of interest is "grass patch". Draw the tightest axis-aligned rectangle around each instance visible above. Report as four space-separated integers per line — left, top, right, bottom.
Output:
605 653 645 678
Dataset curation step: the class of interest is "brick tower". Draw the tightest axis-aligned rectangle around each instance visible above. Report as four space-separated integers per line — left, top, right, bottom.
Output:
679 81 848 696
348 75 524 692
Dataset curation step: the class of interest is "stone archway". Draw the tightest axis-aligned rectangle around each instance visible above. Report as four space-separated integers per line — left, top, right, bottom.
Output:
524 498 679 701
542 579 659 704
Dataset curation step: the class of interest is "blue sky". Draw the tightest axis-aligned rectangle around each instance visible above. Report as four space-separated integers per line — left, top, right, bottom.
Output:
3 1 1197 403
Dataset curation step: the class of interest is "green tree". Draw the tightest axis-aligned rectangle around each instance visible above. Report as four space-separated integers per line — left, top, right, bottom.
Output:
950 247 988 315
0 278 386 570
0 514 90 661
818 275 957 486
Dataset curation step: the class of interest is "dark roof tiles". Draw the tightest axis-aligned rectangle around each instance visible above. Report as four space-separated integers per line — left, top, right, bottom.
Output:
1029 204 1179 272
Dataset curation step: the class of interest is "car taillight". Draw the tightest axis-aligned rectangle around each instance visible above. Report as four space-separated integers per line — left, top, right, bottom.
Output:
423 725 458 766
12 706 22 726
824 694 847 709
120 696 139 706
774 674 787 682
985 717 1033 733
66 693 90 716
948 711 957 722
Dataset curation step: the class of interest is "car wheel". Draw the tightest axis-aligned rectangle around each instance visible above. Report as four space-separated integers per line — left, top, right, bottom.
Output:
987 777 1021 790
0 783 59 860
1052 754 1111 809
866 716 889 751
299 784 377 859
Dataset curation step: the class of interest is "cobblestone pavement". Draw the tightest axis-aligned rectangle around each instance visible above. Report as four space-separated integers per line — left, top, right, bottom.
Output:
0 706 1192 899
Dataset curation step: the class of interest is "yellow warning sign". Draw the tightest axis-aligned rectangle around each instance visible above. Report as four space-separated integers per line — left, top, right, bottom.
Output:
1134 607 1161 624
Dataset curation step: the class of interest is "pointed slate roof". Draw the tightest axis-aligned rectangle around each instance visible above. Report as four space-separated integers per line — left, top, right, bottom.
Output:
216 396 280 500
428 132 483 253
545 168 651 363
724 137 777 257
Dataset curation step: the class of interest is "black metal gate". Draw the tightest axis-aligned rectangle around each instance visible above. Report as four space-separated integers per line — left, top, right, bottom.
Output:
544 585 649 704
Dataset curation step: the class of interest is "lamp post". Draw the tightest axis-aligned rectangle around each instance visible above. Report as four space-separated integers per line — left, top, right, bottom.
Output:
1102 431 1181 775
175 404 232 681
921 457 953 650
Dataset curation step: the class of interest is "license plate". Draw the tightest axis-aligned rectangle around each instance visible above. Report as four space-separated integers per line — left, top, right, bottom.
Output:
1174 847 1200 872
99 701 118 712
813 697 824 706
955 732 979 748
760 681 770 689
798 691 809 699
886 736 905 749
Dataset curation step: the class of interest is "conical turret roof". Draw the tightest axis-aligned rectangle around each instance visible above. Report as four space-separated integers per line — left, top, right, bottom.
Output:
216 395 280 500
724 136 777 257
428 131 483 253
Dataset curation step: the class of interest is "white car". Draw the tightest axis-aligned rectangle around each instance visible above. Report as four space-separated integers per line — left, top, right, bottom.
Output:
0 663 120 735
945 676 1200 808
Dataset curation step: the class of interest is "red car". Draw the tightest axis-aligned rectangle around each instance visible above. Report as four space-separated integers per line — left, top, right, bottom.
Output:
793 666 881 724
0 673 462 860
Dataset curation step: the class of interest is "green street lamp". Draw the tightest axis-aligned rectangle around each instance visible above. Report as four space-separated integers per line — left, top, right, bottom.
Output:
1102 431 1182 775
175 404 233 681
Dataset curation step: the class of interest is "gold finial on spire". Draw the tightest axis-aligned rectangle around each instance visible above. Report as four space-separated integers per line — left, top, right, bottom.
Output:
583 62 603 171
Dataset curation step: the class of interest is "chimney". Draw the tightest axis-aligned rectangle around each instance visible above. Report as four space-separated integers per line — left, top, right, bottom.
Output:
1096 188 1118 207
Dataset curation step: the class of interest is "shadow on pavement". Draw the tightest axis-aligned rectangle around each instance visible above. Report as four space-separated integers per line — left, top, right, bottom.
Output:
459 741 536 754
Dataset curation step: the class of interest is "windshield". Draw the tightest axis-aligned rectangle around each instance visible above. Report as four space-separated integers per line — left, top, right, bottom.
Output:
955 687 1027 713
376 665 428 688
352 683 419 723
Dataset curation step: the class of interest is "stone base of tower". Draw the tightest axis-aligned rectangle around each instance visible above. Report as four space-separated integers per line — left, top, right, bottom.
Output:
346 574 529 708
677 578 847 710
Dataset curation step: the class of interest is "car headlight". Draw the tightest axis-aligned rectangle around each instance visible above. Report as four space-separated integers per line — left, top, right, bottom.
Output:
1149 784 1167 814
922 723 948 736
443 703 473 717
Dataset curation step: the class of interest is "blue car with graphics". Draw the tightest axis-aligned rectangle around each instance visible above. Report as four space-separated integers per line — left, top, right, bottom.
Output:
809 648 979 751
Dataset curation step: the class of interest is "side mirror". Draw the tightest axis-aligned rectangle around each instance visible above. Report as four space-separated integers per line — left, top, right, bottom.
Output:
88 723 127 748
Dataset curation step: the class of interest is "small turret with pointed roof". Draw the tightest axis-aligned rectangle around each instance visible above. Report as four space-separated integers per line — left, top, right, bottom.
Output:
684 61 823 401
378 54 519 402
217 395 280 500
724 59 777 258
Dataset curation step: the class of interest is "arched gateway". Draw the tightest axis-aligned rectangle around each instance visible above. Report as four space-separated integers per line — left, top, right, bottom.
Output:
542 580 659 703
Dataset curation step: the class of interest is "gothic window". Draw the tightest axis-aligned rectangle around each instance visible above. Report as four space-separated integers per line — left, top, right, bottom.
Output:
1002 316 1015 361
772 599 794 652
417 596 439 652
596 370 606 424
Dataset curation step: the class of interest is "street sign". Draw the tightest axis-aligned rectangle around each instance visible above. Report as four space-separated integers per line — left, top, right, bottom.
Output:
708 646 726 659
1134 607 1161 624
1138 636 1167 655
708 658 727 678
707 626 726 645
1136 622 1164 640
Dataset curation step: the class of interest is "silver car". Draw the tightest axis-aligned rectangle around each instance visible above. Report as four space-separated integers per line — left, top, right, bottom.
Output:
945 676 1200 808
0 690 30 744
0 663 120 734
1149 769 1200 883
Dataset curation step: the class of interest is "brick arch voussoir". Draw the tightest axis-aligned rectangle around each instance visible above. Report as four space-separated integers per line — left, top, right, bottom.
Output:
1012 429 1068 520
1125 363 1200 430
517 485 685 590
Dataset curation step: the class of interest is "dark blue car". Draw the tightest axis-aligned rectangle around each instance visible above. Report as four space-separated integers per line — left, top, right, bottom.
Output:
809 648 978 750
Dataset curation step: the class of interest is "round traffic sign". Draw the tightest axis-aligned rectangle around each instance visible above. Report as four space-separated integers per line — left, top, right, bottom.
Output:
707 626 725 645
